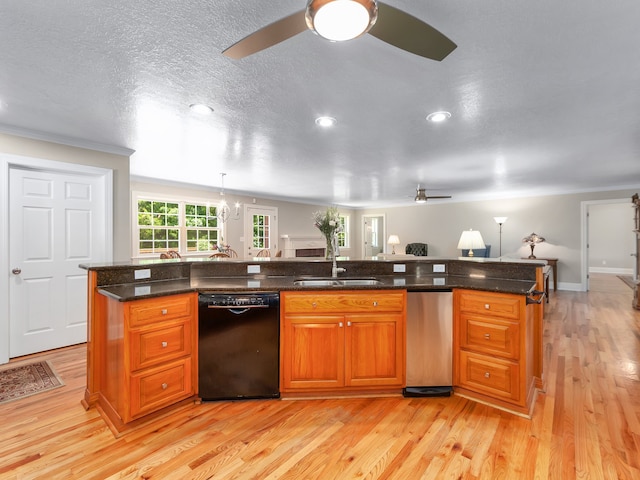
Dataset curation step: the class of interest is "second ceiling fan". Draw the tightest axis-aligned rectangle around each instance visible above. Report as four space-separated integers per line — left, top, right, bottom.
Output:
223 0 457 61
414 185 451 204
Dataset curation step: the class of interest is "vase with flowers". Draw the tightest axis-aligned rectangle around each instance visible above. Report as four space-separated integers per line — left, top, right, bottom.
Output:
312 206 343 260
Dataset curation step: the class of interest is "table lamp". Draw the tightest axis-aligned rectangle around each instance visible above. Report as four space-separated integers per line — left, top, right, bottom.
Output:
457 230 485 257
522 232 545 259
387 235 400 254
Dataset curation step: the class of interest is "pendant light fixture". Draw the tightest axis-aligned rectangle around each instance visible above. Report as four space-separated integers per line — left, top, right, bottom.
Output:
216 173 241 223
305 0 378 42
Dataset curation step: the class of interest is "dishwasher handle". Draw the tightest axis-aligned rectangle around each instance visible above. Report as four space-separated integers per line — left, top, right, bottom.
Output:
207 304 270 315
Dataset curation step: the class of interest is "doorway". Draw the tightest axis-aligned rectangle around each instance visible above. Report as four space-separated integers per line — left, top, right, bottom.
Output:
362 214 386 258
1 154 112 362
581 198 634 291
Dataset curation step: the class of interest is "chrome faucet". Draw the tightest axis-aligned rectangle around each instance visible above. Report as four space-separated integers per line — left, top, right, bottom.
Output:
331 234 346 278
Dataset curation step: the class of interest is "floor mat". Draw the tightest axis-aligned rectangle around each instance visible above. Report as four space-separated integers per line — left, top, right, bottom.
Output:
0 360 64 404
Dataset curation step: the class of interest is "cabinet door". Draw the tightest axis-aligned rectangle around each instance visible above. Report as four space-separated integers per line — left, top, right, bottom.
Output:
344 313 405 387
281 315 345 390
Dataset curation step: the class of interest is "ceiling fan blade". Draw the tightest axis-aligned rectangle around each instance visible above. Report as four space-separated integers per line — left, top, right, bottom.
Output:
426 195 452 199
223 10 308 59
368 3 457 61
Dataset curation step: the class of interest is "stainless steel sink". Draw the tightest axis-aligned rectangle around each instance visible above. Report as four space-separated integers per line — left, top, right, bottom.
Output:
293 279 341 286
339 279 381 286
293 278 381 287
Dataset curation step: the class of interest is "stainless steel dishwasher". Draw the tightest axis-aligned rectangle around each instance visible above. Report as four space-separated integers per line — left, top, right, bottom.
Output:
404 290 453 397
198 292 280 401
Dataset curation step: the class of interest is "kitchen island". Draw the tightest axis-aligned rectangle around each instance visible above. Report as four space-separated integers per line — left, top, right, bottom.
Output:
81 256 547 435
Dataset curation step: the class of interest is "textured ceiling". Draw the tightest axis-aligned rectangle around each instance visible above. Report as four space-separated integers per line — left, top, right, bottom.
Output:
1 1 639 207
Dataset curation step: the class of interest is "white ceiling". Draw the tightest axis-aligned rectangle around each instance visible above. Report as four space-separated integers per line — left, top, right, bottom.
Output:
1 1 639 208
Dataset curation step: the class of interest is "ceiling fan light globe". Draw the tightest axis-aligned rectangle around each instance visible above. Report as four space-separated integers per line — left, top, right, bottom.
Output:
306 0 378 42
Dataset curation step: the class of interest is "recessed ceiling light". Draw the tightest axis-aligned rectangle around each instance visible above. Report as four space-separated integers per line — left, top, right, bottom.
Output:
426 111 451 123
190 103 213 115
315 116 337 127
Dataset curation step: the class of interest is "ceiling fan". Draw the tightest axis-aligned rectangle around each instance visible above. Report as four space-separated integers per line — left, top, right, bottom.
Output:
414 185 451 204
222 0 457 61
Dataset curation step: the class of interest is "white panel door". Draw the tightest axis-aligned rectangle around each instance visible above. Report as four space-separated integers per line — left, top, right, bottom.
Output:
244 205 278 259
9 167 106 357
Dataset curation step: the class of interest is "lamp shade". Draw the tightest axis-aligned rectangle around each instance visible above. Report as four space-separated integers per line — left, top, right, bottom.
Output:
387 235 400 245
493 216 508 225
457 230 485 250
522 232 545 245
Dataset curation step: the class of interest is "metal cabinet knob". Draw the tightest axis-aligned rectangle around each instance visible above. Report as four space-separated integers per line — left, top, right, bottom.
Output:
12 268 21 275
347 321 351 327
484 333 490 339
161 309 168 315
161 383 168 390
339 322 343 327
161 341 168 348
484 304 490 309
312 302 317 308
484 372 490 378
373 301 378 307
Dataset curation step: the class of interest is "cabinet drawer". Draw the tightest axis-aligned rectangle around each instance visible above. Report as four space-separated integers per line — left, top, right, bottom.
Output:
128 293 194 327
458 351 520 402
457 290 521 319
130 320 191 371
130 357 193 419
283 291 405 314
459 314 520 359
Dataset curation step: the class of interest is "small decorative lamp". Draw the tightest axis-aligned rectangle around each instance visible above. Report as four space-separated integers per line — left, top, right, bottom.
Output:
457 230 486 257
387 235 400 254
522 232 545 259
493 216 508 257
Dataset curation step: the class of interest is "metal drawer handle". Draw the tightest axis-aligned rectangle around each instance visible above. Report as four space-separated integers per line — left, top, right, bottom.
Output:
484 333 490 339
484 372 490 378
484 304 490 310
161 341 168 348
161 309 168 315
161 383 168 390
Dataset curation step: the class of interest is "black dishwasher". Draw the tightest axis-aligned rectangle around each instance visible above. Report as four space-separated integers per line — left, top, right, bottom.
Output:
198 292 280 401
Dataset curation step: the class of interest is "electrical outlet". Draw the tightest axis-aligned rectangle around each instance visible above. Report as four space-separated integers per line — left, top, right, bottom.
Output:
393 264 406 273
134 269 151 280
432 264 446 273
247 265 260 274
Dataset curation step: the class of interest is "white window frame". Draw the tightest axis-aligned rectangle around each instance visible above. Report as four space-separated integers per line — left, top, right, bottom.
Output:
131 191 226 258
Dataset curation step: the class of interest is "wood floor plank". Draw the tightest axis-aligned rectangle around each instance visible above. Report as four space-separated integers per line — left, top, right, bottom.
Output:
1 273 639 479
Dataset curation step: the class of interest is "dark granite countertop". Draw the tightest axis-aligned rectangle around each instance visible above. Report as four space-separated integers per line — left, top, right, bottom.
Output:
97 274 537 302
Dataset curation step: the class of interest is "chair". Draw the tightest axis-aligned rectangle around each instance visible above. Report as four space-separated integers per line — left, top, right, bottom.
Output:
405 243 428 256
461 244 491 257
256 249 271 257
160 250 181 259
275 250 282 257
226 248 238 258
209 252 230 258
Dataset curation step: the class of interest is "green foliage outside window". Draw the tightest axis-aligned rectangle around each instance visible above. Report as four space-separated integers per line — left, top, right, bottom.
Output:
137 199 222 255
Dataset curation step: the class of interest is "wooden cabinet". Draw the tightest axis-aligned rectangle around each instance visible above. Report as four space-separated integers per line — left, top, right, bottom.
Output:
99 292 198 433
280 290 406 396
453 289 536 416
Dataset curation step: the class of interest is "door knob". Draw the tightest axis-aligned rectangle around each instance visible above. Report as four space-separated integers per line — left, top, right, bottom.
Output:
12 268 21 275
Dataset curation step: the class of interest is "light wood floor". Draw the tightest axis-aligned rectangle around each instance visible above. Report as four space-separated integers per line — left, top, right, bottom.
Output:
1 275 639 479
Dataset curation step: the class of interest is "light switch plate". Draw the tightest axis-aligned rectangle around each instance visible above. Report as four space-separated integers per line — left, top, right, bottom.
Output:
247 265 260 274
432 264 446 273
393 264 406 273
134 269 151 280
